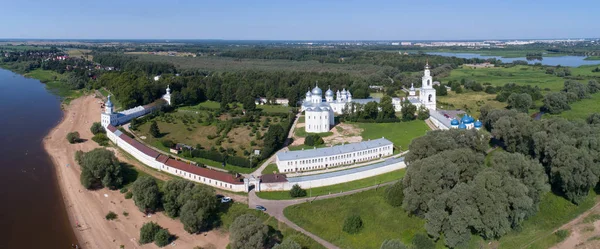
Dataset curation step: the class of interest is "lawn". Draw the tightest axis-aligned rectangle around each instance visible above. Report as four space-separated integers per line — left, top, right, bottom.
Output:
584 56 600 61
66 49 93 61
258 105 293 113
437 91 506 118
357 120 429 152
442 65 566 91
293 127 332 138
220 203 325 249
283 189 436 249
550 92 600 120
256 169 405 200
261 163 280 175
569 64 600 77
98 88 122 111
288 144 328 151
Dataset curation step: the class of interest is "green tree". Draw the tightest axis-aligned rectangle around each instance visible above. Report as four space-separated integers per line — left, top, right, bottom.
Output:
342 214 363 234
380 239 407 249
378 96 396 120
384 181 404 207
149 121 161 138
229 214 269 249
363 101 379 120
243 95 256 111
400 99 416 121
417 105 429 120
90 122 105 135
154 228 170 247
289 184 307 198
78 148 123 189
406 129 488 163
543 92 570 114
66 131 80 144
92 133 109 146
179 185 218 234
507 93 533 113
491 112 538 155
550 145 598 204
412 234 435 249
162 179 195 218
587 80 600 94
273 239 302 249
563 80 588 100
139 222 161 244
132 176 161 213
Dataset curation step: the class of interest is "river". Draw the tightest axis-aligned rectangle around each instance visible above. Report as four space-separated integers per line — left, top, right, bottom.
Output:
428 52 600 67
0 68 77 248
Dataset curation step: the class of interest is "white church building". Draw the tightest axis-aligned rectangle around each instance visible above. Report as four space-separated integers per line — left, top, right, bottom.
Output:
101 86 172 128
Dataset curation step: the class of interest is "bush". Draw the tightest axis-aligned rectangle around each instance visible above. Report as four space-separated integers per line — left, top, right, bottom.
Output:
105 211 118 220
380 239 407 249
384 181 404 207
139 222 161 244
125 192 133 199
555 229 570 242
412 233 435 249
154 228 170 247
162 139 175 149
66 131 80 144
342 214 363 234
120 188 128 193
304 134 324 146
123 211 129 217
289 184 307 198
92 133 109 146
90 122 105 135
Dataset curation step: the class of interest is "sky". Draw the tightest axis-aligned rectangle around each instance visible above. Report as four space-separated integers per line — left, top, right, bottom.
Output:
0 0 597 40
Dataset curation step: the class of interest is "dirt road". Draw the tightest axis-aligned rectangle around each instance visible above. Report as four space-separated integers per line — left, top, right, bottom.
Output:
44 95 229 249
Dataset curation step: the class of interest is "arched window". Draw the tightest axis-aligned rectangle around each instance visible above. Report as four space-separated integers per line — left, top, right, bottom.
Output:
428 94 433 102
427 79 430 86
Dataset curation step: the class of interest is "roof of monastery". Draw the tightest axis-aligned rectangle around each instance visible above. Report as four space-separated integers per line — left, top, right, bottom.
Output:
260 173 288 183
429 109 453 128
287 157 404 183
164 158 243 184
276 138 393 161
107 125 118 132
118 132 161 159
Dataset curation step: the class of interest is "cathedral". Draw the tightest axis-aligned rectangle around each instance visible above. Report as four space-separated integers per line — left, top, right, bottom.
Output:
302 63 438 133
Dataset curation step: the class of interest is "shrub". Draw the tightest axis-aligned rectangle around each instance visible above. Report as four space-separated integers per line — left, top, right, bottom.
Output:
92 133 109 146
412 234 435 249
120 188 128 193
139 222 161 244
304 134 324 146
90 122 105 135
161 139 175 149
123 211 129 217
342 214 363 234
105 211 117 220
289 184 307 198
66 131 80 144
384 181 404 207
125 192 133 199
380 239 407 249
154 228 170 247
555 229 570 242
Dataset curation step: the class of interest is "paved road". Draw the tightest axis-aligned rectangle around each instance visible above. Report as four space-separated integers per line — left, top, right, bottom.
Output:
248 181 397 249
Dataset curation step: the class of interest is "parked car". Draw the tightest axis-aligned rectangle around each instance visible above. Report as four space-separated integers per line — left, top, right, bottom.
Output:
221 197 232 203
255 205 266 211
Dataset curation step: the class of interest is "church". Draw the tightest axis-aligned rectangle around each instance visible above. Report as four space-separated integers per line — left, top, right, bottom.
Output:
302 63 438 133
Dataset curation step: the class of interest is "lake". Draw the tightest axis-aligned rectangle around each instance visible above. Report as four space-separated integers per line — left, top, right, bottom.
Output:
0 68 77 248
428 52 600 67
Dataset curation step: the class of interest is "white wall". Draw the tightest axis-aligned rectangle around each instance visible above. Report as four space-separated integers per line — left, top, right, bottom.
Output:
261 160 405 191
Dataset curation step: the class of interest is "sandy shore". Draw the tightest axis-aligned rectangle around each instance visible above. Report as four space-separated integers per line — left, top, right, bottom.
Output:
44 95 228 249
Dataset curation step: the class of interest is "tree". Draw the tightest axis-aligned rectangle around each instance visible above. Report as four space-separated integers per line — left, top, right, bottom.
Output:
384 181 404 207
417 105 430 120
149 121 161 138
412 234 435 249
550 145 598 204
132 176 161 213
378 96 396 120
563 80 588 100
273 239 302 249
289 184 307 198
588 80 600 94
66 131 80 144
90 122 105 135
507 93 532 113
400 100 416 121
78 148 123 189
363 101 379 120
179 184 218 234
139 222 161 244
162 179 195 218
491 113 538 155
304 134 324 146
342 214 363 234
92 133 109 146
229 214 269 249
543 92 570 114
380 239 407 249
243 95 256 111
154 228 170 247
406 129 488 163
587 113 600 125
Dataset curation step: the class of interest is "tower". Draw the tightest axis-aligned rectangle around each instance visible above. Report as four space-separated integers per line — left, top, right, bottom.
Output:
409 83 416 96
311 83 322 104
101 95 118 127
325 86 334 102
420 62 437 110
162 85 172 105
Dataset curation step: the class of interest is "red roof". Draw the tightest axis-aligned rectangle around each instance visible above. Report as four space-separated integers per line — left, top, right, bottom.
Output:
118 134 160 159
165 158 242 185
156 154 169 164
107 125 118 132
260 174 288 183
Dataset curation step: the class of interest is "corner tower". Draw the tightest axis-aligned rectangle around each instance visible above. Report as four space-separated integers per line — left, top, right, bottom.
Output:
420 62 437 110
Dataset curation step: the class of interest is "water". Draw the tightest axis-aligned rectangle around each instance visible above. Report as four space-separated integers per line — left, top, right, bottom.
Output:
0 68 77 248
428 52 600 67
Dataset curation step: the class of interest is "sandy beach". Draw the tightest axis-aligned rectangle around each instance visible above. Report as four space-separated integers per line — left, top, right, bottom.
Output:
44 95 229 249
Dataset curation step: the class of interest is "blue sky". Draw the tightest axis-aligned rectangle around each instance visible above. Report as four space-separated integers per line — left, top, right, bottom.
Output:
0 0 596 40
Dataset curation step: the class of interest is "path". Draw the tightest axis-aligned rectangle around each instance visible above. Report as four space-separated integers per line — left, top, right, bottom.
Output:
248 181 396 249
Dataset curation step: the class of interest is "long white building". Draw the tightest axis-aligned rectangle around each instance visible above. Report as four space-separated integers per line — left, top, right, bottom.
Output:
101 86 172 128
275 138 394 173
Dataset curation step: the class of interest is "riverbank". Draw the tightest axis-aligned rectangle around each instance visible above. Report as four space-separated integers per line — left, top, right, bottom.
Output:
43 95 229 249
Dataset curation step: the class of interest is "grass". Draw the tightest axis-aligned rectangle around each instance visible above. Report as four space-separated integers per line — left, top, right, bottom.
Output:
569 64 600 77
584 56 600 61
98 88 122 111
293 127 333 138
442 65 566 91
583 213 600 224
437 91 506 118
283 188 435 249
551 92 600 120
288 144 328 151
258 105 293 113
219 203 326 249
256 169 405 200
66 49 93 61
24 69 83 104
261 163 279 175
357 120 429 151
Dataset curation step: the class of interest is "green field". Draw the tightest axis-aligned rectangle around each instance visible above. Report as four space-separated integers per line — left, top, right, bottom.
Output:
220 203 325 249
284 186 598 249
284 189 435 249
261 163 279 175
437 91 506 118
293 127 333 138
550 92 600 120
442 65 566 91
24 69 83 103
357 121 429 152
569 64 600 77
585 56 600 61
256 169 405 200
288 144 328 151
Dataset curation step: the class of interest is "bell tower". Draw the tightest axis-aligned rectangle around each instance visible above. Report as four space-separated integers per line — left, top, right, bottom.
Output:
420 62 437 110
